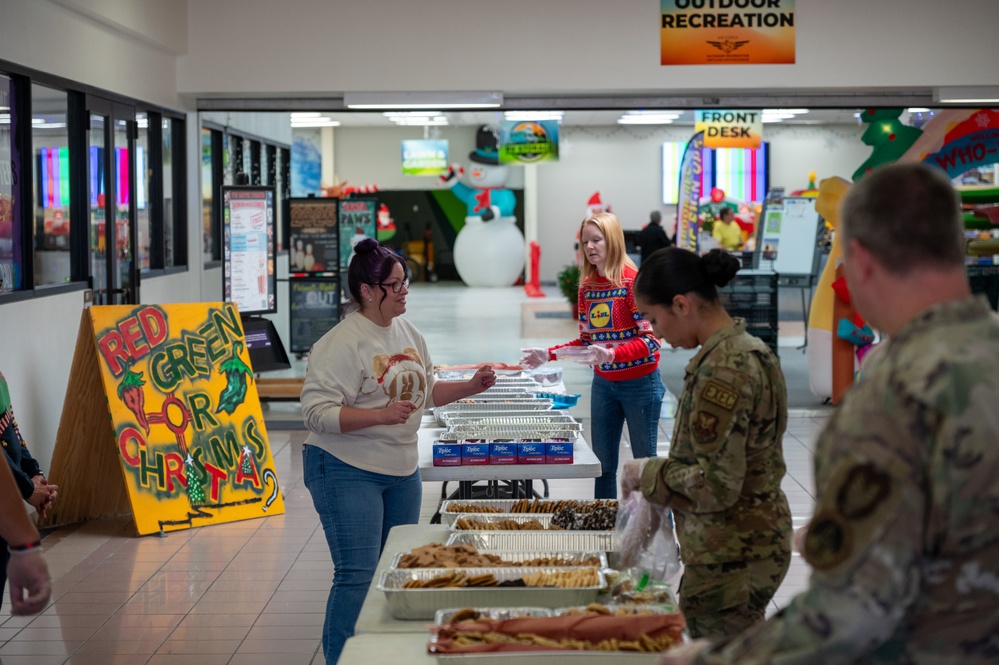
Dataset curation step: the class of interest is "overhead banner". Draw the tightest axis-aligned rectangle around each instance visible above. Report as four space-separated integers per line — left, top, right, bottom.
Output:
676 132 705 252
499 120 560 164
401 139 449 176
660 0 796 66
47 303 286 535
695 110 763 148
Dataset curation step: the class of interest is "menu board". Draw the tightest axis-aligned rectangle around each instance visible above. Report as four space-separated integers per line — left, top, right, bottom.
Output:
289 278 340 354
222 186 276 315
288 197 339 274
339 198 378 270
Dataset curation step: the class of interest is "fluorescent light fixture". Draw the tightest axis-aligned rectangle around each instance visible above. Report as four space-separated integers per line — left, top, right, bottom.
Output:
763 108 808 114
291 112 323 118
504 111 564 121
291 117 341 128
382 111 442 118
935 86 999 103
618 110 681 125
907 108 932 113
345 91 502 109
391 116 449 126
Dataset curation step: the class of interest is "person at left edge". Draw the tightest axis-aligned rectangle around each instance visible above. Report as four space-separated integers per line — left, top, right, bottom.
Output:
0 370 57 605
301 238 496 665
521 212 665 499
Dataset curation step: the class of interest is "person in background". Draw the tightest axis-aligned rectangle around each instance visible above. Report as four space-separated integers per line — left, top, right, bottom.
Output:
662 162 999 664
622 247 791 640
712 207 743 251
301 238 495 664
522 212 665 499
0 371 57 606
638 210 672 265
0 460 50 615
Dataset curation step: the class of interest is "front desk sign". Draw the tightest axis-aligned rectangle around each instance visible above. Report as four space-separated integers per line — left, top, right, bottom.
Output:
44 302 285 535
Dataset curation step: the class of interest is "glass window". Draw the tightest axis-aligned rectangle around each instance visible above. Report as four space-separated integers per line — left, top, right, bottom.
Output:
32 84 71 287
202 127 214 261
162 116 175 267
0 74 21 292
136 112 151 271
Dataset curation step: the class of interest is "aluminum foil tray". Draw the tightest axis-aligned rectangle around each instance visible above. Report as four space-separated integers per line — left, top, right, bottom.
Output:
444 413 578 428
377 567 606 620
434 606 552 625
431 646 663 664
435 369 530 381
447 531 618 552
445 423 582 438
435 400 553 425
439 410 562 428
448 513 555 531
390 549 608 569
438 499 617 526
552 604 678 616
455 393 548 402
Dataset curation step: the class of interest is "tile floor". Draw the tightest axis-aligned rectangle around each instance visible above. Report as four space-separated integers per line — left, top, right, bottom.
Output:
4 283 833 664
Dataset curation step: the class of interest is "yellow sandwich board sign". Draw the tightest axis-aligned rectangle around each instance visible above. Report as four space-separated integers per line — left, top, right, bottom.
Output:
45 302 285 535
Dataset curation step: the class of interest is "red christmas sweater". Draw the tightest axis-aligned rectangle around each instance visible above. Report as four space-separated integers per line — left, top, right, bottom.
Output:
549 266 660 381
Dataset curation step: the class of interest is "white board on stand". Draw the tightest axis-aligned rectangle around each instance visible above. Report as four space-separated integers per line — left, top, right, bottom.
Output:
759 196 822 276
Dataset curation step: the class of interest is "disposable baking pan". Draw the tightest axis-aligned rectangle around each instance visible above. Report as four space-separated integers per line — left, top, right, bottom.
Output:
445 422 582 438
434 606 552 625
448 513 555 531
434 400 553 425
390 549 609 569
439 409 563 428
446 531 618 552
439 499 617 526
377 566 606 620
443 413 579 428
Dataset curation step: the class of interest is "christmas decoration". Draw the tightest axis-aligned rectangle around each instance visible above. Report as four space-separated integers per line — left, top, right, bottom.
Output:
116 362 149 433
852 109 922 181
217 341 252 414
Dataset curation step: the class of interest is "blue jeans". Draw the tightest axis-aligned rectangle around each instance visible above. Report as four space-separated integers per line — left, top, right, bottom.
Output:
302 445 422 664
590 370 665 499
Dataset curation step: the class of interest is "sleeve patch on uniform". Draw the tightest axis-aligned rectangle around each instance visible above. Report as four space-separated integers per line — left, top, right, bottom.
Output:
692 411 719 443
836 464 891 520
702 380 738 410
804 512 853 571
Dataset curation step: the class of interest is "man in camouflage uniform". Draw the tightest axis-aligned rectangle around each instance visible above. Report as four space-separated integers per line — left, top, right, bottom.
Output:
629 315 792 639
663 162 999 664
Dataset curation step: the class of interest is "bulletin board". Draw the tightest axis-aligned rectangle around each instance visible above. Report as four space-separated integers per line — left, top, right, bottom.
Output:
44 303 285 535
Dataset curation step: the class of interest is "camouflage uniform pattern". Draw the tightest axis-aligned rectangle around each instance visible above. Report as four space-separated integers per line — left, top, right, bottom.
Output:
695 296 999 664
640 319 792 638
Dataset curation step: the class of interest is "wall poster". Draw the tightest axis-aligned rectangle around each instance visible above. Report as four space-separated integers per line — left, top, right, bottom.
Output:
289 278 340 354
660 0 795 66
339 198 377 270
288 197 338 274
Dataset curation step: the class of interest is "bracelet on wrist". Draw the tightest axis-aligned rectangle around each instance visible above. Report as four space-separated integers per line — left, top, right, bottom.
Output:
8 540 42 555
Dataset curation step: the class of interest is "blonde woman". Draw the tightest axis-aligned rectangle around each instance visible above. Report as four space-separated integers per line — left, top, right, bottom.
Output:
522 213 664 498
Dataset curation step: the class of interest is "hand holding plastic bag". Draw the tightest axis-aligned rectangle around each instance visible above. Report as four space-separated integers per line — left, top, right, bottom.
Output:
519 347 549 369
615 491 680 583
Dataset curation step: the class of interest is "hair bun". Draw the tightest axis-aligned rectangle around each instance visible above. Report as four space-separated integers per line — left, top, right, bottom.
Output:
355 238 380 255
701 249 741 288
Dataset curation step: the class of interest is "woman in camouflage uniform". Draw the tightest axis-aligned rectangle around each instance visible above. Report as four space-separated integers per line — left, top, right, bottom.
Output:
623 247 792 639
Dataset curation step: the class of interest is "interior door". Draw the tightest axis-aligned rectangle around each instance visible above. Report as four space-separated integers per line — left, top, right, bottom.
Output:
86 97 139 305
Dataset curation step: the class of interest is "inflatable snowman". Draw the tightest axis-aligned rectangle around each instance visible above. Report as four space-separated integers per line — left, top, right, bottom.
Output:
441 126 525 287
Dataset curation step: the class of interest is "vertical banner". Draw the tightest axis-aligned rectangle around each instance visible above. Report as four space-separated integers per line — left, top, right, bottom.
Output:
499 121 560 164
660 0 795 65
339 198 378 270
47 303 286 535
288 197 338 273
676 132 705 252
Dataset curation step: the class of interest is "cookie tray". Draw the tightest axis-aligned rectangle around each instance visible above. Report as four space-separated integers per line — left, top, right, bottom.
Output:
446 530 618 553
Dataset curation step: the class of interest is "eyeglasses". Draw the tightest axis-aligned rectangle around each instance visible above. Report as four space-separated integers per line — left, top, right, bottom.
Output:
376 278 410 293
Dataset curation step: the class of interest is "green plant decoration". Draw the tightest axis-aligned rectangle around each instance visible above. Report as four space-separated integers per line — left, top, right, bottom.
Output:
557 263 580 309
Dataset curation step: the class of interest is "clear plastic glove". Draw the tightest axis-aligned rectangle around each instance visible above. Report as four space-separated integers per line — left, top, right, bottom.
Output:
7 551 51 616
519 347 549 369
575 345 615 366
620 458 647 495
